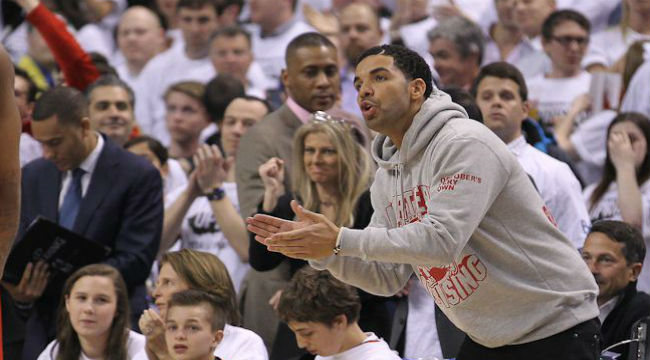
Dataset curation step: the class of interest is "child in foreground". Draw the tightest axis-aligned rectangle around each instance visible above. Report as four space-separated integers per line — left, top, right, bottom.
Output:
165 289 227 360
277 267 400 360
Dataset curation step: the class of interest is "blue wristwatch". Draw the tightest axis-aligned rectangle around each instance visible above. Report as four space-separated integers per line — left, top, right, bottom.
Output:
206 187 226 201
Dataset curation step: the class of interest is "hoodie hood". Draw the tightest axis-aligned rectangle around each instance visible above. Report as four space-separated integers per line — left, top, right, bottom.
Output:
371 89 469 169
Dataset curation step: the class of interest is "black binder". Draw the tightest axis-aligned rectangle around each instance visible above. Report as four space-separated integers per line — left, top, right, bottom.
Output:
2 217 112 285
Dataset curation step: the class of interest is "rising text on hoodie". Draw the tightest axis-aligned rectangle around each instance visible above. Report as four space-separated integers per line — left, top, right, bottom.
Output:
311 90 599 348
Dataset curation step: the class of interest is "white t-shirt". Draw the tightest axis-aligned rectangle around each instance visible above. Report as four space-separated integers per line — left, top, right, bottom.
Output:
583 180 650 293
38 330 145 360
405 280 443 360
19 132 42 167
482 37 550 79
133 45 216 145
316 333 400 360
165 182 249 292
556 0 621 33
164 158 188 198
246 19 315 82
527 71 592 127
570 109 617 186
214 324 268 360
399 17 437 72
621 60 650 119
584 27 650 69
509 136 590 249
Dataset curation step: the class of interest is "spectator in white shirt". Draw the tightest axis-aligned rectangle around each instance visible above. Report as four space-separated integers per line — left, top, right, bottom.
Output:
134 0 220 145
527 9 592 127
584 0 650 72
246 0 315 81
209 26 276 98
514 0 556 49
473 61 591 248
428 16 484 89
115 6 166 89
338 2 383 118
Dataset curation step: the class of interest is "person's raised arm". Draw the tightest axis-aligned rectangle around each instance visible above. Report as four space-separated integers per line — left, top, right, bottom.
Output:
12 0 100 90
0 45 21 275
609 130 643 229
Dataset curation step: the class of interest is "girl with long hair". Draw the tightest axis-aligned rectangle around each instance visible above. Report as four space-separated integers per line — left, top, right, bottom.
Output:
37 264 144 360
583 111 650 292
136 249 267 360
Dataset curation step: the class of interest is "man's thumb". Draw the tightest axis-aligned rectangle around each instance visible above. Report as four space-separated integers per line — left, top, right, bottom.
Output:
290 200 320 223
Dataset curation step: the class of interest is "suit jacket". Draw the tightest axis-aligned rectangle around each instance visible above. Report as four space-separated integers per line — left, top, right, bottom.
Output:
14 134 163 359
602 283 650 359
235 104 302 219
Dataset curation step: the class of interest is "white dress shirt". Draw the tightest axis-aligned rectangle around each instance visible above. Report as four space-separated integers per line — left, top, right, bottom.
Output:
58 133 104 208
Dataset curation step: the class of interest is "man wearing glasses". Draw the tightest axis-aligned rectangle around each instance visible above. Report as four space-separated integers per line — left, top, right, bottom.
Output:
526 9 592 128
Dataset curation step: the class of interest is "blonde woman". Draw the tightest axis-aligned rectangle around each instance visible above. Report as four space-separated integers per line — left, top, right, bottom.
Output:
251 113 393 359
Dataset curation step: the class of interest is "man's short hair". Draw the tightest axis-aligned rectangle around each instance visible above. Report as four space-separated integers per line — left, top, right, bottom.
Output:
32 86 89 126
85 74 136 108
357 44 434 99
124 135 169 165
13 66 39 103
427 16 485 65
541 9 591 40
285 32 337 65
167 289 227 331
210 25 252 47
470 62 528 102
588 220 646 265
230 95 274 114
277 267 361 326
177 0 242 16
203 74 246 123
443 87 483 123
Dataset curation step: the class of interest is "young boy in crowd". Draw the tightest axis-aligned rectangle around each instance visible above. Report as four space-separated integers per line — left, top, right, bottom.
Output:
165 289 227 360
278 267 400 360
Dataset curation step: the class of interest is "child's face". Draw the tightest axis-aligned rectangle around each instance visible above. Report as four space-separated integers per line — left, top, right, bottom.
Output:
165 304 223 360
288 318 346 356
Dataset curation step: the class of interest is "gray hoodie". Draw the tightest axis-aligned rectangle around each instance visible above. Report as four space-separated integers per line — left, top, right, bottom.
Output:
311 90 599 348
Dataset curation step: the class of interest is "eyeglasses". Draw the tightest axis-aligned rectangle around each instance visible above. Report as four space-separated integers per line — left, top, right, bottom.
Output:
550 35 589 47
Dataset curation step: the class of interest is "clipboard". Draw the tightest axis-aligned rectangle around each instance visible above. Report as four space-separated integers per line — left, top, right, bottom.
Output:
2 217 112 285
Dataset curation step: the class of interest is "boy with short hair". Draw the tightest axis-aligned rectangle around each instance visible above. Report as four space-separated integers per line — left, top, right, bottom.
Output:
165 289 227 360
278 267 400 360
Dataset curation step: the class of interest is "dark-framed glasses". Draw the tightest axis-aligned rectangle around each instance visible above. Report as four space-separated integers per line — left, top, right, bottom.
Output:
550 35 589 47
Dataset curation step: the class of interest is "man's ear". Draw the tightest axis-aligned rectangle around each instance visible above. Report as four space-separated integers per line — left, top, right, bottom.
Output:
212 329 224 348
522 100 530 117
332 314 348 330
281 69 289 91
629 262 643 281
409 78 427 100
80 117 92 132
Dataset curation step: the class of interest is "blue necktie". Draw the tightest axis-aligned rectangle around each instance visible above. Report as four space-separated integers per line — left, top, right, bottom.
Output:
59 168 85 230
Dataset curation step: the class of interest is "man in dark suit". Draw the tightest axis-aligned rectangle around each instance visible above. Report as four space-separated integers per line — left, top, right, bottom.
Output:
582 220 650 359
3 86 163 359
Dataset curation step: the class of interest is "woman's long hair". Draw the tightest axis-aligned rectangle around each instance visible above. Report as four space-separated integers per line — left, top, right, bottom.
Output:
161 249 241 326
291 120 372 227
55 264 130 360
589 112 650 210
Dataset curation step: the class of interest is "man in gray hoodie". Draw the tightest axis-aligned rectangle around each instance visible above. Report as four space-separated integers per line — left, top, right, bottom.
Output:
247 44 600 359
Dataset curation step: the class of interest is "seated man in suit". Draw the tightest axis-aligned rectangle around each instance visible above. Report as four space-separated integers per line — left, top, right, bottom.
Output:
581 220 650 359
3 86 163 359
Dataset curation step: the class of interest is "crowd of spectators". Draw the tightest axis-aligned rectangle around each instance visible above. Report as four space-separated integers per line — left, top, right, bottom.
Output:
1 0 649 359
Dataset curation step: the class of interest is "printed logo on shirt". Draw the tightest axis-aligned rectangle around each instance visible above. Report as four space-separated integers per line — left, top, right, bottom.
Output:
384 185 431 227
385 185 488 306
436 173 482 193
542 205 558 228
416 255 487 308
188 213 220 235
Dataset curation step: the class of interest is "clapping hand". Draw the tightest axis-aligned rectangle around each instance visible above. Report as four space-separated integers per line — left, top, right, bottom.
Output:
190 144 233 196
247 200 341 260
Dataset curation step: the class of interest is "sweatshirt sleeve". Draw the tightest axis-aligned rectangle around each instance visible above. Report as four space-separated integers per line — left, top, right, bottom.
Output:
26 4 100 90
309 209 414 296
337 137 511 267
